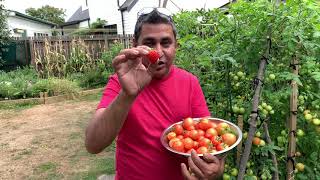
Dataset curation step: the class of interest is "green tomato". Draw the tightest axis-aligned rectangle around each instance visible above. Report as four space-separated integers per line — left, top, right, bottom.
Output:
281 130 287 136
239 107 245 114
246 169 254 175
233 106 240 114
296 163 305 172
312 118 320 126
266 105 272 111
261 174 267 180
269 110 274 115
233 75 239 81
243 132 248 139
269 74 276 80
262 109 268 115
298 95 304 101
255 131 261 137
223 173 231 180
230 168 238 176
237 71 244 77
297 129 304 137
304 114 313 121
262 102 268 109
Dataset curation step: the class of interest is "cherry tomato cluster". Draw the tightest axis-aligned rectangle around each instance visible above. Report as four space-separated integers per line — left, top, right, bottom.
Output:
166 118 238 154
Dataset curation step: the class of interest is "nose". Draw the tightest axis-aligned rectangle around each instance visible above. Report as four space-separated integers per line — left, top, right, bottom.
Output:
154 43 163 57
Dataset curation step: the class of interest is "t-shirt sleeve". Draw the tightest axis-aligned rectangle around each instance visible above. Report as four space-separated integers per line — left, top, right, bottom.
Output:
191 76 211 117
97 74 121 109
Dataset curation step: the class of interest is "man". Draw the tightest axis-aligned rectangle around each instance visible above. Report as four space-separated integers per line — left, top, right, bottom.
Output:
85 8 224 180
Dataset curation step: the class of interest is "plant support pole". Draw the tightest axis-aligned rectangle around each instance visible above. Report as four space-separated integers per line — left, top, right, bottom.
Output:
237 37 271 179
287 56 299 179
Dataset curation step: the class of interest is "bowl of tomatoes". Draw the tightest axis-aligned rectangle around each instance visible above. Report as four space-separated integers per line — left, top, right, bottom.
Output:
160 117 242 157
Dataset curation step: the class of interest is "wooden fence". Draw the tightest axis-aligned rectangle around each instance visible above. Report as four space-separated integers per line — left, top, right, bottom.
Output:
5 34 133 68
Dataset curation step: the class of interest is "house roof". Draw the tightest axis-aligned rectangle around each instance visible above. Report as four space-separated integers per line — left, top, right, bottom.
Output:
67 6 90 23
7 10 57 26
119 0 138 11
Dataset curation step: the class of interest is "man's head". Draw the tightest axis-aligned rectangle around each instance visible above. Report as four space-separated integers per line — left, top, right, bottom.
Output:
133 8 178 79
134 8 177 41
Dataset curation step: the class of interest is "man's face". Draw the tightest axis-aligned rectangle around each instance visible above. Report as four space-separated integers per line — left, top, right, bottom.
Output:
135 23 177 79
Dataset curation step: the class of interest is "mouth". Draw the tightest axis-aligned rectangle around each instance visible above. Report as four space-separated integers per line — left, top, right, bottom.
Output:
156 60 166 70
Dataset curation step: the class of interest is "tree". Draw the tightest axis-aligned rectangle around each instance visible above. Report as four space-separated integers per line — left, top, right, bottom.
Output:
0 0 11 65
26 5 65 25
90 18 107 29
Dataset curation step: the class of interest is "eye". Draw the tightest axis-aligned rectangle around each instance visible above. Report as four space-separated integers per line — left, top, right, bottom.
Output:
161 39 171 48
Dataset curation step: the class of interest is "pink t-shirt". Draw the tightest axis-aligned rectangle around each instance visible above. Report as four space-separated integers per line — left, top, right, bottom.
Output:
98 66 210 180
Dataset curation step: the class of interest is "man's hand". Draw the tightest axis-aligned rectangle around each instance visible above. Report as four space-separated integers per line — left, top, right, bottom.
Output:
181 150 225 180
112 46 157 97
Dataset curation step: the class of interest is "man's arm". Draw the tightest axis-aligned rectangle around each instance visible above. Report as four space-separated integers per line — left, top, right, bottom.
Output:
85 90 136 154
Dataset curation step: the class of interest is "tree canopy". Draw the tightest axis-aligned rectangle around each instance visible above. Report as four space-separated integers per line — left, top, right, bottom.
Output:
26 5 65 25
0 0 11 64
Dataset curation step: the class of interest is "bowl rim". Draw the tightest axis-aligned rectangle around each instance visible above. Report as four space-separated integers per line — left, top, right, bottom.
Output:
160 117 243 157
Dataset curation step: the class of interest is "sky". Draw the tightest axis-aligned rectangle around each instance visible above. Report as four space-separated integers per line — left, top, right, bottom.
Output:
1 0 83 20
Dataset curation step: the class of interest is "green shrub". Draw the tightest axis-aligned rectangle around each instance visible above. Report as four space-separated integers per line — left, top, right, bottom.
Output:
32 78 80 97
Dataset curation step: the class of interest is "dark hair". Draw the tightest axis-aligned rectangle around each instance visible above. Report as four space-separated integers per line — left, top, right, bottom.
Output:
134 9 177 41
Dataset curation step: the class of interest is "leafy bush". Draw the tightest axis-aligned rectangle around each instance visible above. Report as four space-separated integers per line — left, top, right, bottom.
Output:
174 0 320 179
32 78 80 97
0 67 38 99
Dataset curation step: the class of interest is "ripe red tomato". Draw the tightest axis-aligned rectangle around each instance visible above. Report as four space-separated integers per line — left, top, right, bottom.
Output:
183 137 194 150
167 132 176 141
205 128 218 139
176 135 184 140
172 140 185 152
198 137 211 147
182 117 194 130
209 121 217 129
169 138 180 148
215 143 226 151
173 124 184 135
253 137 261 146
198 118 211 130
222 133 237 146
197 129 205 137
197 146 208 154
193 141 199 149
189 129 200 140
211 135 222 145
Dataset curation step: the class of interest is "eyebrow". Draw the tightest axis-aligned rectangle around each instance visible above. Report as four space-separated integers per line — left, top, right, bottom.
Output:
142 36 173 42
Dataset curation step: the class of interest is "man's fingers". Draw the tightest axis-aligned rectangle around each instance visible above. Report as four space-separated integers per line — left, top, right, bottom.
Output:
112 54 127 68
188 150 205 178
202 153 220 164
119 48 149 59
190 149 207 171
181 163 193 180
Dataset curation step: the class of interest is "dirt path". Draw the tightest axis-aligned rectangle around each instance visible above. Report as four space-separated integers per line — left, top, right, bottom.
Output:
0 99 115 180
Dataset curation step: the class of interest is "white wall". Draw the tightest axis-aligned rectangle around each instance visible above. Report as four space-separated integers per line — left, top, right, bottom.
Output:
7 16 53 37
86 0 123 34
